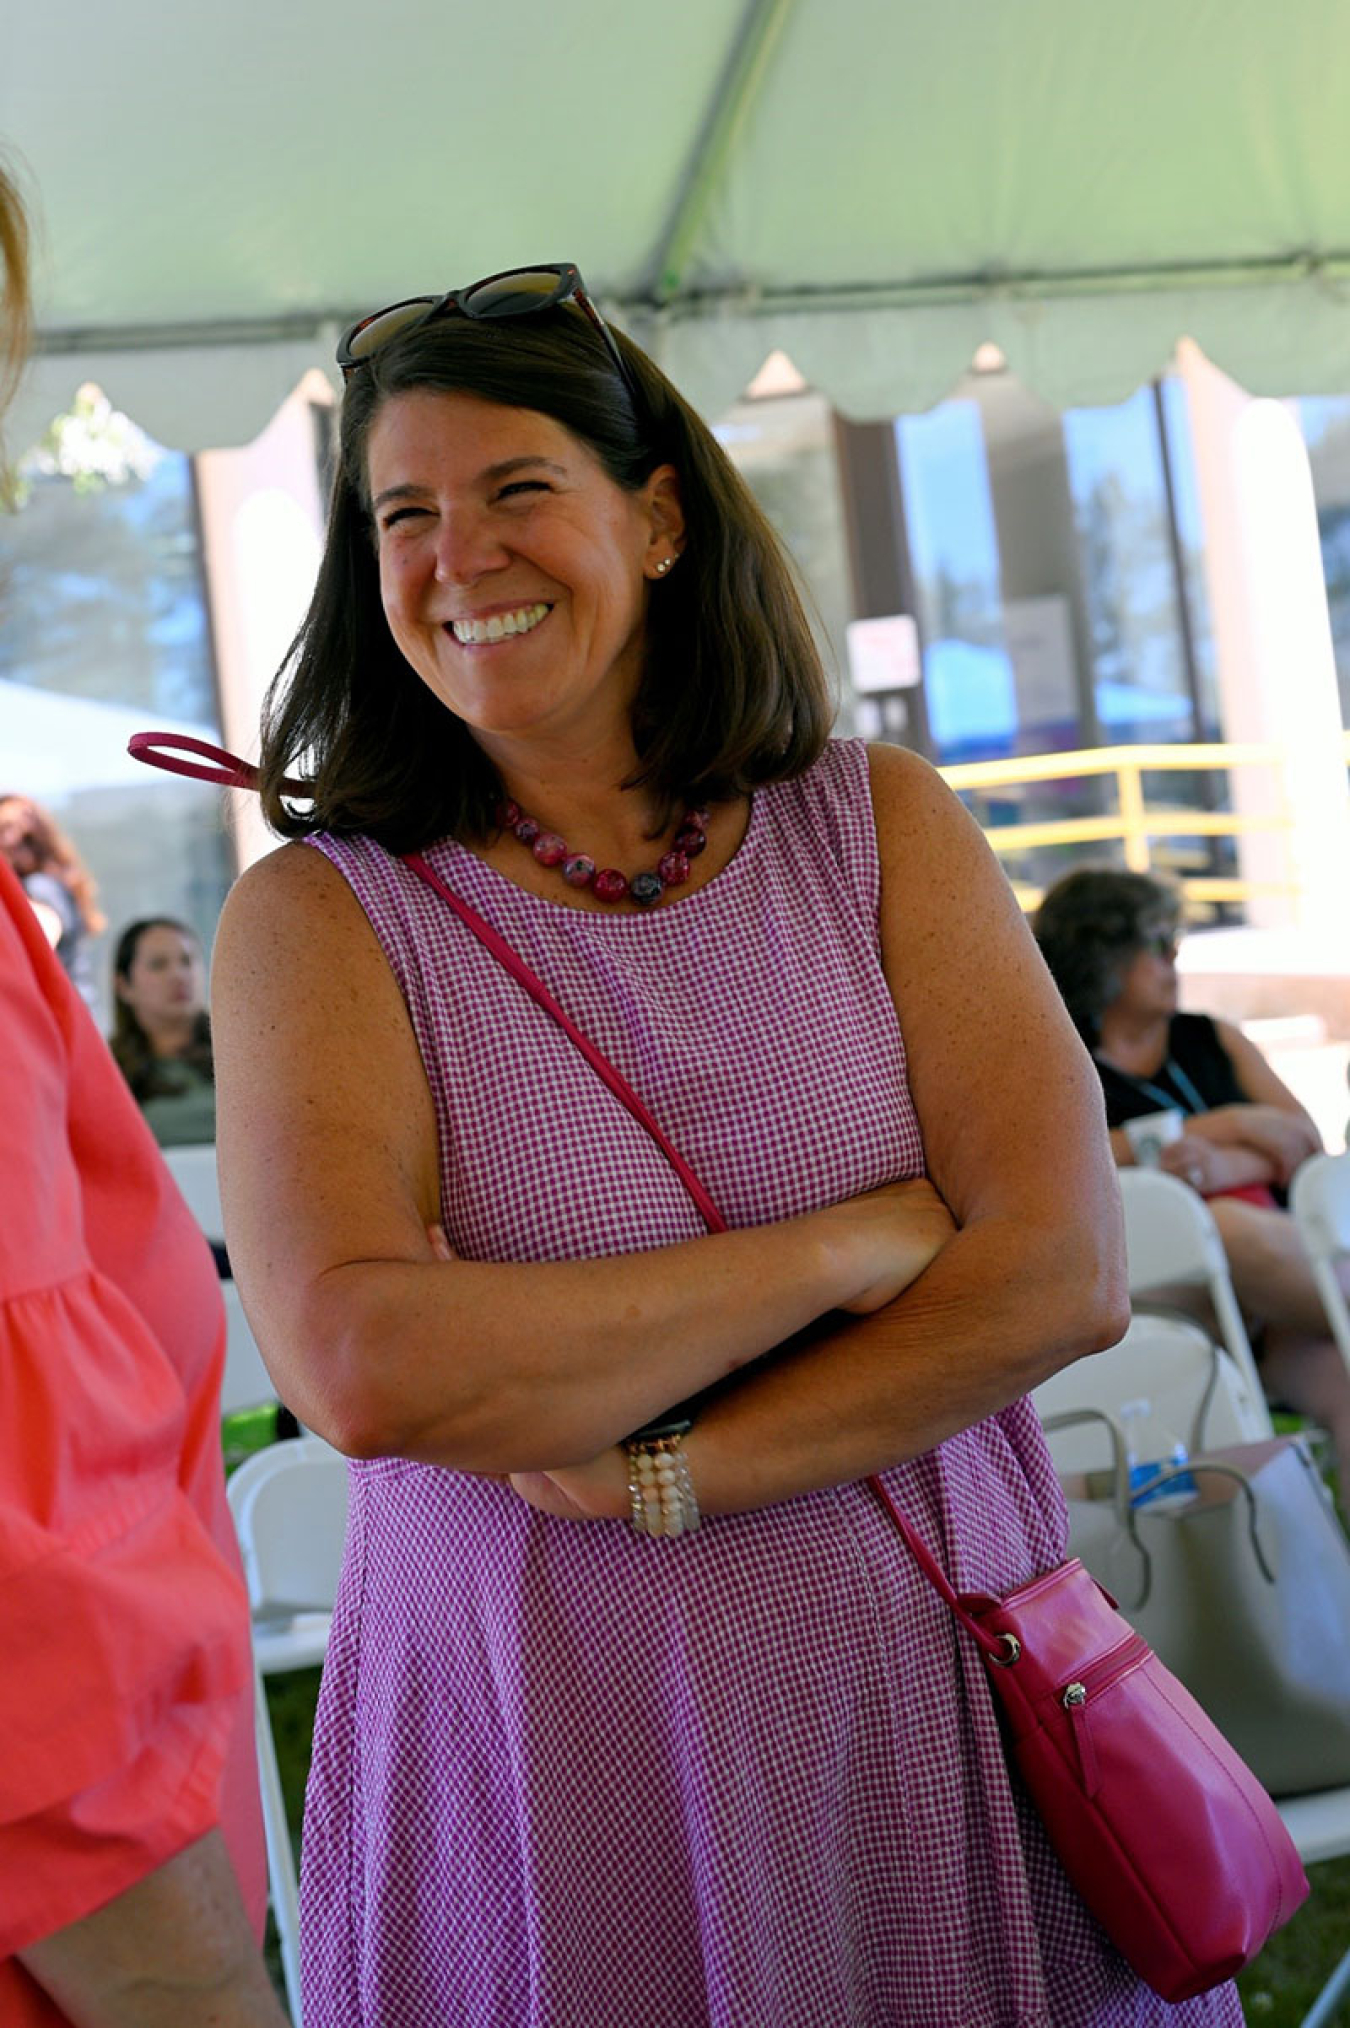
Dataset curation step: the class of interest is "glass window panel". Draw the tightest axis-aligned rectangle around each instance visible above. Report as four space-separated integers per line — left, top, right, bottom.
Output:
1297 391 1350 728
891 369 1228 905
1158 376 1219 739
0 389 232 1028
895 400 1013 763
713 390 855 729
1062 385 1197 747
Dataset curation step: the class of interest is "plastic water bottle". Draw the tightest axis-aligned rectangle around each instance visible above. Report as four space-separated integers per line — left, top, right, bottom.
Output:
1118 1397 1196 1507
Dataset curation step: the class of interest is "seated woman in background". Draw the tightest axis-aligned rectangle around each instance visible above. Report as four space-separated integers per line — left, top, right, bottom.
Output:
109 916 216 1147
0 792 104 1008
1035 865 1350 1484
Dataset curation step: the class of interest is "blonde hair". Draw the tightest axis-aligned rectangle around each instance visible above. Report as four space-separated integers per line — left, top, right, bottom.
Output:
1 156 32 482
0 792 107 933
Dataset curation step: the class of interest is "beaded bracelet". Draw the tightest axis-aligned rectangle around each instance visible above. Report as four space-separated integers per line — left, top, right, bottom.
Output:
625 1432 700 1537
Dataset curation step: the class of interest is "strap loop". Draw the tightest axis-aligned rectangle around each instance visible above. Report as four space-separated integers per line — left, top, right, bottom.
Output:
128 731 311 800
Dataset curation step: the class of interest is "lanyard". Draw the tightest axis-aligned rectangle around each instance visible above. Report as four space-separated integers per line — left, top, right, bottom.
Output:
1097 1055 1208 1118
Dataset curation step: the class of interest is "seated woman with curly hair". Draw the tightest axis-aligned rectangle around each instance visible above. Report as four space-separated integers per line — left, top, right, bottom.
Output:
1034 864 1350 1485
0 792 105 1009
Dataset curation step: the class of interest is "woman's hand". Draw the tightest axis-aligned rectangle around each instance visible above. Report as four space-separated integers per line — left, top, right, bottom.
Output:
1159 1131 1222 1193
510 1446 630 1522
506 1177 956 1524
502 1180 956 1519
1158 1129 1273 1196
821 1177 957 1315
1187 1102 1319 1184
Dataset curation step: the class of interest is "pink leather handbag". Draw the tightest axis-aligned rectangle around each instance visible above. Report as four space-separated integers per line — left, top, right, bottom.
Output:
865 1472 1308 2000
401 847 1310 2003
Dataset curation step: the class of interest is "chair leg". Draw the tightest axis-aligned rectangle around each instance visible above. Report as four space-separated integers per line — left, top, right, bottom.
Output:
1311 1258 1350 1380
1300 1942 1350 2028
253 1666 304 2026
1212 1281 1267 1411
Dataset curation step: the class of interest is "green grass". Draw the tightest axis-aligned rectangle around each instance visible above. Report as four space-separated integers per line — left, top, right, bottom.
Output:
1237 1864 1350 2023
261 1667 323 2018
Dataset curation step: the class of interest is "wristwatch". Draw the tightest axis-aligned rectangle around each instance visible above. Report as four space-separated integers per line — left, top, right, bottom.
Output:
624 1404 697 1445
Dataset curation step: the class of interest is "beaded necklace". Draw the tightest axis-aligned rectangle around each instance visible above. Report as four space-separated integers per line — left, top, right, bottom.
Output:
495 798 710 908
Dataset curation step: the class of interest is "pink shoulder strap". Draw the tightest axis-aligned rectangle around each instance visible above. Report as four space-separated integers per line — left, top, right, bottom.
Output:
401 852 729 1237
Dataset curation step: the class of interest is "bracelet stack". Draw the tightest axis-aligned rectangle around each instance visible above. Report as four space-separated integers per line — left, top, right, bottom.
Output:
625 1434 700 1537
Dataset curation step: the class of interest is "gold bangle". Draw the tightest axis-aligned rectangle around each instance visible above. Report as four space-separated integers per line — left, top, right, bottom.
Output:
625 1432 700 1537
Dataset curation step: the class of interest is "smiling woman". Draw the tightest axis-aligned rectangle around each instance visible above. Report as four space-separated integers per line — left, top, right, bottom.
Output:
198 266 1242 2028
364 390 681 771
257 290 825 859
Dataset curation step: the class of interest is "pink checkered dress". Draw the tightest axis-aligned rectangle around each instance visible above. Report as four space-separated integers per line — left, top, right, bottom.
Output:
300 741 1239 2027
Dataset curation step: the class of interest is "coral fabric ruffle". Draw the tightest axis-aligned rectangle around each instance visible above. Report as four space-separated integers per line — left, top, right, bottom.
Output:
0 858 264 2026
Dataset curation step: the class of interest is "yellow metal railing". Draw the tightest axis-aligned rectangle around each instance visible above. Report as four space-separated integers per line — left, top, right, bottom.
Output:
937 740 1302 913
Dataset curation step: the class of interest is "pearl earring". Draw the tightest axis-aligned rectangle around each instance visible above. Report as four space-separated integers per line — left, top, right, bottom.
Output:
654 557 674 576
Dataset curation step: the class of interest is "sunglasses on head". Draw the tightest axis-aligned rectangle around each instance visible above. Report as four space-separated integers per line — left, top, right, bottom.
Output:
336 261 637 405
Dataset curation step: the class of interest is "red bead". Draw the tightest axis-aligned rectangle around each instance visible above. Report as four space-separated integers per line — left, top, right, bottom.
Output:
657 850 690 887
593 868 628 903
562 855 596 888
685 808 711 831
495 799 521 829
514 816 540 846
674 828 707 859
533 831 568 867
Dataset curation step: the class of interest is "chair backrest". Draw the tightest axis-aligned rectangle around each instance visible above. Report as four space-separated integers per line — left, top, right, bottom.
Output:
226 1436 349 1619
159 1144 278 1415
1115 1167 1264 1402
161 1142 225 1240
1033 1311 1272 1473
218 1284 280 1417
1289 1150 1350 1374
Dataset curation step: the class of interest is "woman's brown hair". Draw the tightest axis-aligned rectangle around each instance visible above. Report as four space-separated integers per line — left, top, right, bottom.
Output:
258 303 834 851
109 917 214 1104
1033 867 1181 1048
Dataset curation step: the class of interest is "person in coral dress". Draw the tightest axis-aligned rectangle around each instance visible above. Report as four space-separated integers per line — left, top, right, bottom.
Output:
0 153 281 2028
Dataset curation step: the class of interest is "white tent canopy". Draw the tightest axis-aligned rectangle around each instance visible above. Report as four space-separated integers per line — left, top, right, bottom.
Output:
6 0 1350 450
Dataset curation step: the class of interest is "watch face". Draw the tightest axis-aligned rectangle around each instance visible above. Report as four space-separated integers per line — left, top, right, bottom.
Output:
624 1390 703 1447
626 1413 695 1445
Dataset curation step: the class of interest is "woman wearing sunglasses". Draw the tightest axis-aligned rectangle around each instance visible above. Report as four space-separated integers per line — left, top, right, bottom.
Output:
1036 865 1350 1486
208 266 1239 2028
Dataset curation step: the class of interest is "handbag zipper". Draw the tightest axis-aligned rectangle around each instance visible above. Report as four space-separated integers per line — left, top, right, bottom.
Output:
1059 1633 1149 1797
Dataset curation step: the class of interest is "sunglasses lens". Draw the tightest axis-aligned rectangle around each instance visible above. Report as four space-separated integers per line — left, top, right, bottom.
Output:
458 269 568 319
345 298 438 362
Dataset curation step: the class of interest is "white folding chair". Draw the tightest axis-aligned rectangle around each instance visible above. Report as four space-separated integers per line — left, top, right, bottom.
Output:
1033 1310 1272 1476
1290 1150 1350 1380
1274 1786 1350 2028
1116 1167 1266 1407
227 1437 349 2027
160 1141 226 1237
161 1143 280 1418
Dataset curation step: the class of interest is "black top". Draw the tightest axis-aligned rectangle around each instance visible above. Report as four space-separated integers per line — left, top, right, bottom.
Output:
1095 1012 1246 1129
